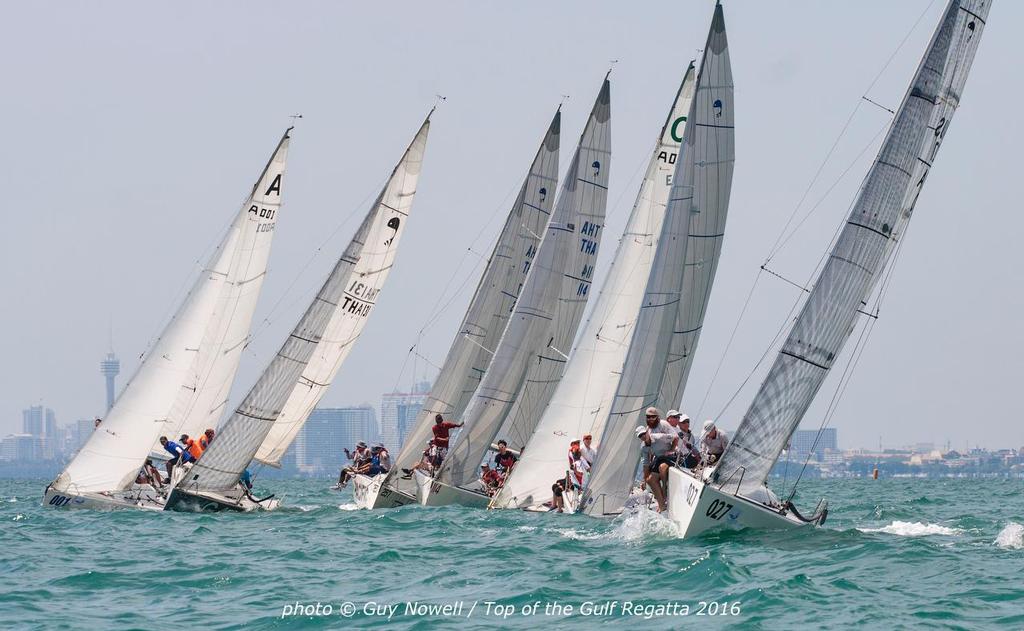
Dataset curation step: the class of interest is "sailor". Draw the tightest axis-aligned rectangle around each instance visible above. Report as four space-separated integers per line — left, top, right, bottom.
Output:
549 473 577 513
401 440 437 479
701 420 729 464
180 434 204 460
570 447 590 486
338 441 370 487
240 469 253 491
136 458 163 488
201 428 216 448
636 407 679 512
567 439 582 467
668 410 700 468
480 464 503 495
94 418 102 429
431 414 463 455
361 445 388 476
580 434 597 465
158 435 190 479
375 443 392 473
494 440 517 472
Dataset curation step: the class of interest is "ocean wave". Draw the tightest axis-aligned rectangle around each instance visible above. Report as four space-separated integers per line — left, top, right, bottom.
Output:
610 508 681 541
858 521 961 536
994 523 1024 549
337 503 361 511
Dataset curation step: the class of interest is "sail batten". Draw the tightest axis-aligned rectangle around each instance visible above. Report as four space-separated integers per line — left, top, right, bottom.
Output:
715 0 990 496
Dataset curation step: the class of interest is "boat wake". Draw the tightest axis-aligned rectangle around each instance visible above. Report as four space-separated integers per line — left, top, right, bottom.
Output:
337 503 361 511
611 507 682 542
858 521 962 537
994 523 1024 549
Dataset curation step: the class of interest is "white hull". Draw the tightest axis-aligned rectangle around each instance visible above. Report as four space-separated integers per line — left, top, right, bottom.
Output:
414 470 491 508
666 467 817 538
165 486 281 512
353 473 416 509
43 485 167 511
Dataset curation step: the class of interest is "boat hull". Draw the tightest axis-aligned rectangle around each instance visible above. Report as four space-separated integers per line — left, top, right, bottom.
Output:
666 467 808 538
164 487 280 513
353 474 416 509
414 471 490 508
43 485 167 511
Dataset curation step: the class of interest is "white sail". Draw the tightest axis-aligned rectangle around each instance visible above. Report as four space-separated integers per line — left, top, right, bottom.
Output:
493 68 692 511
715 0 989 496
50 131 292 495
582 7 734 516
443 79 611 489
383 111 561 498
177 115 430 493
160 130 291 450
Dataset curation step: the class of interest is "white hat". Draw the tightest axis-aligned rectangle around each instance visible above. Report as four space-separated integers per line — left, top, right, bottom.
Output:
635 425 648 438
703 420 716 433
667 409 681 418
645 406 661 417
679 414 691 423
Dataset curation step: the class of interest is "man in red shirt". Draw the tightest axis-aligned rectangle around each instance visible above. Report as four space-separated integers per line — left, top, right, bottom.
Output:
431 414 463 455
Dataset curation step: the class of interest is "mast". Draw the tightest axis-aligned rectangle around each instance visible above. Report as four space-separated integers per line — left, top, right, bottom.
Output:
715 0 990 496
581 2 734 516
179 115 431 492
442 77 611 490
383 109 561 497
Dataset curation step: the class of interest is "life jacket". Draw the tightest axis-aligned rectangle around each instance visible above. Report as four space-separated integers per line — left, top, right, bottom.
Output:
185 438 204 459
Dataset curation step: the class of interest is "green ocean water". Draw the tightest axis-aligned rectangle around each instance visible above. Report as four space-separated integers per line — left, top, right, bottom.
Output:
1 477 1022 630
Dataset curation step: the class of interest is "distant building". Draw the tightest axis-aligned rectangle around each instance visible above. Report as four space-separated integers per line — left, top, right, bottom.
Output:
21 406 58 460
296 406 379 476
380 382 430 453
100 352 120 412
0 434 40 462
790 428 838 461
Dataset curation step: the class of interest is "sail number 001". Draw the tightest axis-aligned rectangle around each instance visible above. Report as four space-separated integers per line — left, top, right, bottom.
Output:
706 499 734 520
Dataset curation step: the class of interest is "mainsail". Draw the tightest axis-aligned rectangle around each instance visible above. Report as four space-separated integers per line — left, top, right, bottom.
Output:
160 130 291 451
443 78 611 489
582 6 734 516
178 115 431 493
384 110 561 498
494 66 694 511
715 0 989 496
51 130 292 495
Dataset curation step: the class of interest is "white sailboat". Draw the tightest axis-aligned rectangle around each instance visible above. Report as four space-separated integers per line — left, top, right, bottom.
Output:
493 57 700 513
165 114 432 512
44 129 292 510
417 77 612 508
580 3 735 517
364 109 562 509
667 0 990 537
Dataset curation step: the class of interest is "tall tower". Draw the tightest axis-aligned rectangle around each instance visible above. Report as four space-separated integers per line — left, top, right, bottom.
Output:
100 352 120 412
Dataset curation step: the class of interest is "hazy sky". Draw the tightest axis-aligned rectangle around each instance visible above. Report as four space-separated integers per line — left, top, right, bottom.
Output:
2 1 1019 451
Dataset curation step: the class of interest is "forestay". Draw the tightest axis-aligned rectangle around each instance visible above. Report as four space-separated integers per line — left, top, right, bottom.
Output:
384 111 560 498
715 0 989 496
443 80 611 489
160 130 291 452
582 6 734 516
493 69 691 511
180 116 430 492
51 131 292 494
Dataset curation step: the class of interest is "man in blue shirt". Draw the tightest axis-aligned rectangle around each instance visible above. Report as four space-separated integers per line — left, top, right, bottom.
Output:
159 435 193 481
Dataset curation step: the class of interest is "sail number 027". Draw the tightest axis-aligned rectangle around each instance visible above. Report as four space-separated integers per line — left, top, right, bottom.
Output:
706 499 733 520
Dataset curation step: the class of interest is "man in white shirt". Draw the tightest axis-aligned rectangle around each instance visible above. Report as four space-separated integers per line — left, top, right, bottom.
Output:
701 420 729 464
636 407 678 512
580 434 597 466
667 410 700 468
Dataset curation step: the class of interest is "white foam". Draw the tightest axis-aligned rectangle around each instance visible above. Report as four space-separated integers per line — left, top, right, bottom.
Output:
337 503 361 511
516 525 538 533
995 523 1024 549
859 520 961 537
556 528 604 541
610 507 681 542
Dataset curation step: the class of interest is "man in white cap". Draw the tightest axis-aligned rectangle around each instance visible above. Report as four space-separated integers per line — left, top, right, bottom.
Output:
635 407 678 512
667 410 700 469
701 420 729 464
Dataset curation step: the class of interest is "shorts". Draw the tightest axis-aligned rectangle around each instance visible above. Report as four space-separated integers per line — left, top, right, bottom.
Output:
649 455 675 471
552 484 563 498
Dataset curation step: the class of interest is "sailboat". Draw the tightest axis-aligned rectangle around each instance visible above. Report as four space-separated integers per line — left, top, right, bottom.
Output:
165 113 432 512
492 24 714 512
44 129 292 510
580 2 734 517
356 109 561 510
667 0 989 537
416 77 611 508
